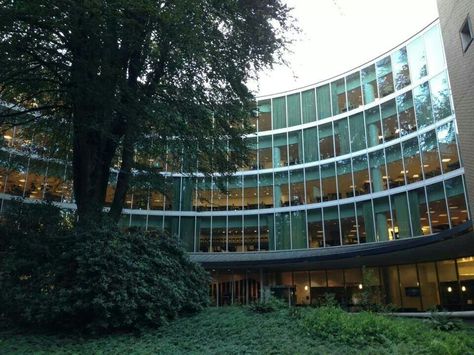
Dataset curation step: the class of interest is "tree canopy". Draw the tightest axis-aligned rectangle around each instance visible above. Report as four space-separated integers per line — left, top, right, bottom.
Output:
0 0 294 224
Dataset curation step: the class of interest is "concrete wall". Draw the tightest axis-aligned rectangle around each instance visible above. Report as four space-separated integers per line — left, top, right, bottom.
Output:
437 0 474 213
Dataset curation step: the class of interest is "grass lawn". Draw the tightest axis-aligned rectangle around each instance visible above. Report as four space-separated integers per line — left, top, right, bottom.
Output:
0 306 473 354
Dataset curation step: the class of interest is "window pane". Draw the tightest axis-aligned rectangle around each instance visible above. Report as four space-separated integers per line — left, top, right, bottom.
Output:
273 133 287 168
334 117 350 156
349 112 366 152
369 149 388 192
289 169 305 206
426 182 449 232
198 217 211 252
228 216 243 252
346 72 362 110
392 47 411 90
376 56 394 97
390 192 411 239
243 215 259 252
259 173 273 208
402 137 423 184
307 208 323 248
305 165 321 203
413 82 433 128
258 136 272 169
430 71 452 121
260 214 274 250
437 121 460 173
358 201 374 243
337 159 353 199
257 100 272 132
331 78 346 115
419 130 442 179
397 91 417 136
352 154 371 196
321 163 337 201
316 84 331 119
318 122 334 159
386 144 405 188
272 96 286 129
445 176 469 227
288 131 303 165
373 196 391 241
362 64 378 104
408 187 430 235
287 93 301 127
275 212 291 250
274 171 289 207
243 174 258 210
365 106 382 147
340 203 358 245
381 99 399 142
303 126 318 163
291 210 307 249
324 206 340 246
425 25 445 76
407 35 427 81
302 89 317 123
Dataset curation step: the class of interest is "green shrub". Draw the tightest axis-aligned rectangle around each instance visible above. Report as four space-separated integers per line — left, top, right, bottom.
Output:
248 296 286 313
301 306 474 354
0 201 210 333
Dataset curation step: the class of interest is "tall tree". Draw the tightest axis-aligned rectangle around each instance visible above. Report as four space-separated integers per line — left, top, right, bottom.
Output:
0 0 294 224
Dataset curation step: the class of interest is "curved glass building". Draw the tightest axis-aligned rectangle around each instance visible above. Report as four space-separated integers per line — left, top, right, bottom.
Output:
1 20 474 310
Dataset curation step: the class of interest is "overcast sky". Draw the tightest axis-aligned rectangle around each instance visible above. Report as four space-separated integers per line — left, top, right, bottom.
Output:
249 0 439 97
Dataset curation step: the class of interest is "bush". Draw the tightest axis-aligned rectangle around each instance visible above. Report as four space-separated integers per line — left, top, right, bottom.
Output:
248 296 286 314
301 306 474 354
0 201 210 333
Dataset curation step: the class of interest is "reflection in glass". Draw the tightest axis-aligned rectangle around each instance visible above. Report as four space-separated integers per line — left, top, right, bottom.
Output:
302 89 316 123
381 99 399 142
386 144 406 188
346 72 362 110
365 106 382 148
274 171 289 207
349 112 366 153
352 154 371 196
259 173 273 208
373 196 392 241
288 131 303 165
275 212 291 250
408 187 430 235
260 214 274 250
376 56 394 97
227 176 243 210
287 93 301 127
321 163 337 201
257 100 272 132
397 91 417 136
337 159 353 199
402 137 423 184
437 122 460 173
430 71 452 121
413 82 433 128
425 25 445 76
391 47 411 90
198 217 211 252
426 182 449 232
334 118 350 156
331 78 346 115
303 126 318 163
307 208 323 248
361 64 378 104
357 201 373 243
273 132 287 168
444 176 469 227
407 35 427 81
289 169 305 206
319 122 334 159
340 203 358 245
272 96 286 129
228 216 243 252
244 215 259 251
291 210 307 249
305 165 321 203
323 206 340 246
243 174 258 210
369 149 388 192
419 130 442 179
390 192 411 239
317 84 331 119
258 136 273 169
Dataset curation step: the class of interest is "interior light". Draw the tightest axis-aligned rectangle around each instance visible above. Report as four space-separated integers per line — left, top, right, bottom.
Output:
19 179 26 182
412 174 419 178
441 158 452 163
358 284 363 290
449 206 458 209
304 285 309 291
3 135 12 140
423 164 430 168
462 286 467 292
447 286 452 293
400 170 408 174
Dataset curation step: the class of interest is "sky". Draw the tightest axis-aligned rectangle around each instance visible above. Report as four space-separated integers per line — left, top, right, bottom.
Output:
249 0 439 97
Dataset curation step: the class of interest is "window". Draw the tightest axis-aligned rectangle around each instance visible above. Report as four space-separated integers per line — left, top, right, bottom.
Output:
460 15 473 53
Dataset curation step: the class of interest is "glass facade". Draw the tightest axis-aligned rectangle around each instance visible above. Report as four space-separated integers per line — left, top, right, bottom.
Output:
0 22 469 253
0 21 472 310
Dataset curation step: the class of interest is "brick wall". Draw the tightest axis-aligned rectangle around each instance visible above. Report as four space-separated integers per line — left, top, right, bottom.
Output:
437 0 474 213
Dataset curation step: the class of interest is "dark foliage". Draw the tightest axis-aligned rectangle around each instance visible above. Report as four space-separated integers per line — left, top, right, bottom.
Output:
0 201 210 333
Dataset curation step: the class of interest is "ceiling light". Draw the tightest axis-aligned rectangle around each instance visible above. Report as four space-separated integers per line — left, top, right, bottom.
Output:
441 158 452 163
